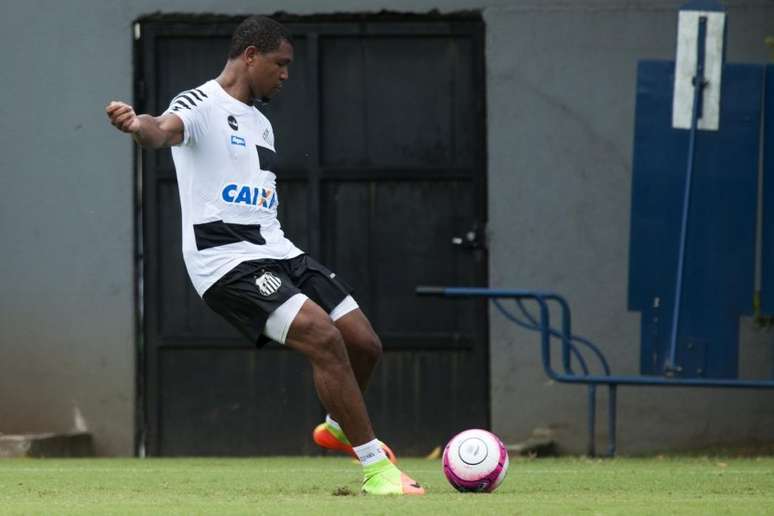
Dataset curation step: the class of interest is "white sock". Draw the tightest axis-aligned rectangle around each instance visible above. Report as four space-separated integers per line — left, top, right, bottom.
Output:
353 439 387 467
325 414 342 432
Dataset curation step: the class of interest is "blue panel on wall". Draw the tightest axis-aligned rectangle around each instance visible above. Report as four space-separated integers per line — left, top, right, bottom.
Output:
628 60 762 378
761 65 774 313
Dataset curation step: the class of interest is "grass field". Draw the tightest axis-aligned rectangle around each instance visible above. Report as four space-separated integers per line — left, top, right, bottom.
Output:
1 456 773 515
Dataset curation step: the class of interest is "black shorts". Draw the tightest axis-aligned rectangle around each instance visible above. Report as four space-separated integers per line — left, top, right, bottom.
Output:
202 254 354 346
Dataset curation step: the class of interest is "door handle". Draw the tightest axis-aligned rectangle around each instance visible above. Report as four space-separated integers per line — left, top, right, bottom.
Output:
452 223 485 250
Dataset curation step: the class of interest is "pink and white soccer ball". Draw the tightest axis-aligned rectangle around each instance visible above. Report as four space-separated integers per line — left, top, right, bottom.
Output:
442 429 509 493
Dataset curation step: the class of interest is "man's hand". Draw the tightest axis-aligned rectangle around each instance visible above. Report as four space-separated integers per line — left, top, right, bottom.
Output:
105 101 184 148
106 101 140 134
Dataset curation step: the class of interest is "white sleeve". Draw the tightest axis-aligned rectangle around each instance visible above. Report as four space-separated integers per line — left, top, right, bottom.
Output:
163 90 208 146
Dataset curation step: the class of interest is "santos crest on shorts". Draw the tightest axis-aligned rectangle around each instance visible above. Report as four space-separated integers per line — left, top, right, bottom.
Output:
164 80 303 296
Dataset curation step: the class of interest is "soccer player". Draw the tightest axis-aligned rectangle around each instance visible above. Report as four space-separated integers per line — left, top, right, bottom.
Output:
106 15 423 495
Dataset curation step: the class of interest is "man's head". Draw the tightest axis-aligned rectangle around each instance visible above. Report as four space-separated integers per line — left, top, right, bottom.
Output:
229 16 293 101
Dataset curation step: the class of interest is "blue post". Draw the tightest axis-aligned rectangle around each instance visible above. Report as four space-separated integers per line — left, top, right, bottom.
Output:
587 384 597 457
666 16 708 374
608 384 618 456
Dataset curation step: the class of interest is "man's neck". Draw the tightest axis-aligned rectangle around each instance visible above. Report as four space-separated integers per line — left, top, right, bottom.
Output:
215 62 253 106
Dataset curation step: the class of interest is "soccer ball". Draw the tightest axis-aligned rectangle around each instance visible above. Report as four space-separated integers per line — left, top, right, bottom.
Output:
442 429 509 493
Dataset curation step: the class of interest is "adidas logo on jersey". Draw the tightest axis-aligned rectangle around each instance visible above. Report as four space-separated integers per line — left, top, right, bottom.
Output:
255 271 282 296
222 184 277 209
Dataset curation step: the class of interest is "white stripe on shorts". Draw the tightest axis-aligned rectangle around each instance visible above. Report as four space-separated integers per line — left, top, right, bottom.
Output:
263 293 308 344
330 295 359 321
263 294 360 344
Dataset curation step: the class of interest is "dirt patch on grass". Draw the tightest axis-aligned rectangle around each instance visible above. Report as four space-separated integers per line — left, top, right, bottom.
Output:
332 486 357 496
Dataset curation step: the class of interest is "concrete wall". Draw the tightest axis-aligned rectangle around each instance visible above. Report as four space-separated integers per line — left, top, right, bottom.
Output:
487 1 774 453
0 0 772 455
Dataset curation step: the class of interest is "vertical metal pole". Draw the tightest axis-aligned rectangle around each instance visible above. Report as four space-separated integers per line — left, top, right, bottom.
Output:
607 384 618 457
587 384 597 457
667 16 708 374
561 299 574 374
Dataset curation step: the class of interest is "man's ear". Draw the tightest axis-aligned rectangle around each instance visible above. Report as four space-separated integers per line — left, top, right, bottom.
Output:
244 45 259 65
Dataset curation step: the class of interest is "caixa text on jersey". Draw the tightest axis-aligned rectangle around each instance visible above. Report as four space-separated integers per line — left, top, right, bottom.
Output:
221 184 278 209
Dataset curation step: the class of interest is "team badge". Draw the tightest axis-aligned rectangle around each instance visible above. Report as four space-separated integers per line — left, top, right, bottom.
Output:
262 128 273 146
227 115 238 131
255 271 282 296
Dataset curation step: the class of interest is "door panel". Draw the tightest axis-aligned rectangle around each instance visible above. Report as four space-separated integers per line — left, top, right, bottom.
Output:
319 36 476 169
138 16 487 456
158 348 319 455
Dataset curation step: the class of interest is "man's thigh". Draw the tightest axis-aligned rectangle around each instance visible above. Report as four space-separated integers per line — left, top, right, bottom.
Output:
334 308 378 347
283 298 341 356
202 260 302 346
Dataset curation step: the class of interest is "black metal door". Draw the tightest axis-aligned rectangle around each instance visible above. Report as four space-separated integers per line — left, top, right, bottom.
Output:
137 15 488 456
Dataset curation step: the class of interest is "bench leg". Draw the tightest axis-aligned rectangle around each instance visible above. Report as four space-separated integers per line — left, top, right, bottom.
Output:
608 384 618 457
587 384 597 457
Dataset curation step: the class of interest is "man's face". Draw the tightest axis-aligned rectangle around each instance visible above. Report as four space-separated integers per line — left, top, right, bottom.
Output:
247 39 293 101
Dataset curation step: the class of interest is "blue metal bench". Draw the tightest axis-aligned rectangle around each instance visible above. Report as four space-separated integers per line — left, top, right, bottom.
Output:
414 2 774 456
416 286 774 456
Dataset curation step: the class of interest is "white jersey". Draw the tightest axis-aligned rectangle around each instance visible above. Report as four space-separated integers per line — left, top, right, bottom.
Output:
164 80 303 296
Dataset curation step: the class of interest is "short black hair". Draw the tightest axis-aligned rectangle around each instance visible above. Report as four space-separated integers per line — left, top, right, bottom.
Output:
228 16 292 59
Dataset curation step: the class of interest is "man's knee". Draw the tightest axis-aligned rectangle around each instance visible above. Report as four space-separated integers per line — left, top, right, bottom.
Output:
337 312 383 364
314 322 348 363
360 332 383 364
288 308 348 364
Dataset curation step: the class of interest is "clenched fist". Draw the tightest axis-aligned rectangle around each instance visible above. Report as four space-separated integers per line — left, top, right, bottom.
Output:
106 101 140 133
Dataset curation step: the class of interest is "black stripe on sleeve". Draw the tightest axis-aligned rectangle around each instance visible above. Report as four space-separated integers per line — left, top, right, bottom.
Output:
195 88 208 98
171 95 192 108
188 90 202 101
174 99 191 110
176 94 197 107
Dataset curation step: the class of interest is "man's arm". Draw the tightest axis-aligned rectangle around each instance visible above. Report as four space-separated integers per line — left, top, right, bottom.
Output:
105 101 184 149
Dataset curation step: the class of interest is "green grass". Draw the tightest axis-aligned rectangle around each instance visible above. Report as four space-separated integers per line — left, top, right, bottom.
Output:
1 456 774 515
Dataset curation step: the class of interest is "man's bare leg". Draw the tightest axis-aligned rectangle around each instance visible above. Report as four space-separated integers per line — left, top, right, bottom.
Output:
284 300 374 446
334 309 383 393
289 301 423 494
311 307 397 462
